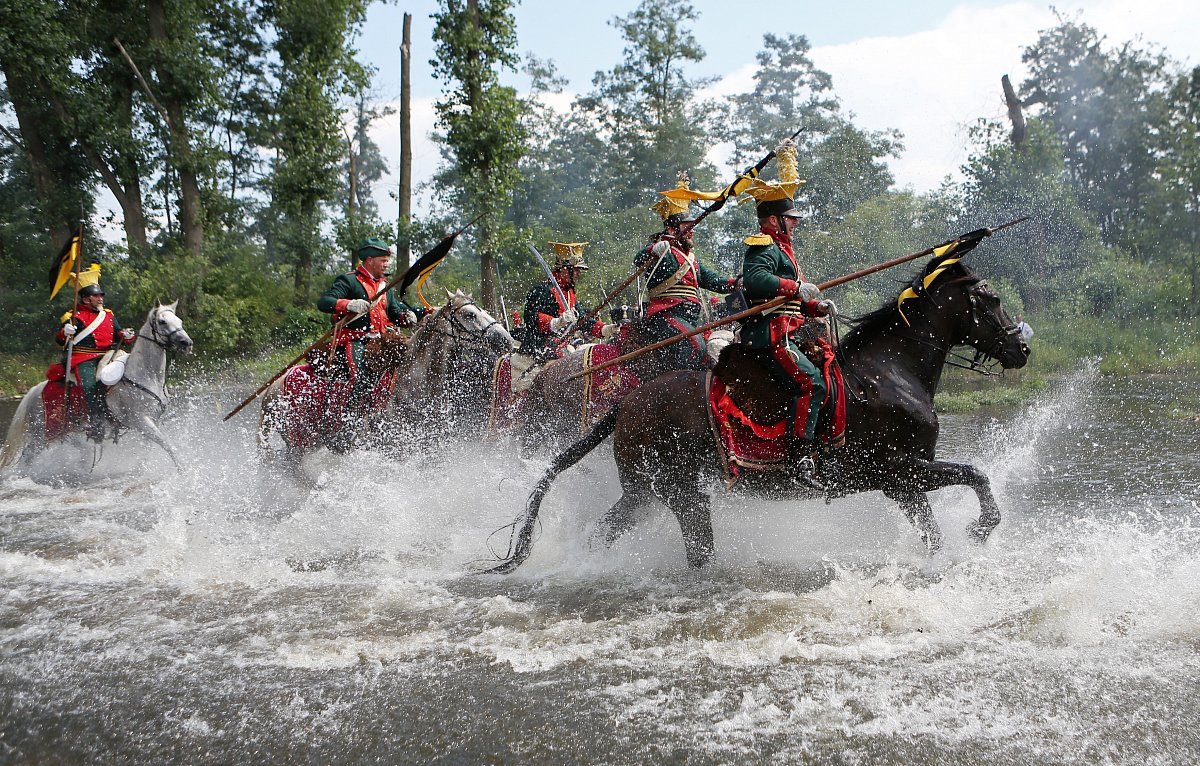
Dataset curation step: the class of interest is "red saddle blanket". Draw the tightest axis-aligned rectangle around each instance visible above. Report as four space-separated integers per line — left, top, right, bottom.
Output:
486 354 529 435
41 363 87 442
278 364 395 451
578 343 640 433
706 352 846 485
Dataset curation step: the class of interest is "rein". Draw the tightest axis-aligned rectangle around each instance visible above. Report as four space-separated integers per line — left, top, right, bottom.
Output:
136 308 189 350
426 299 502 350
880 286 1016 376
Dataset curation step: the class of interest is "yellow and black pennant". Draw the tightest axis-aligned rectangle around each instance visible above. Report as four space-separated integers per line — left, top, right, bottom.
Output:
896 230 987 325
48 224 83 300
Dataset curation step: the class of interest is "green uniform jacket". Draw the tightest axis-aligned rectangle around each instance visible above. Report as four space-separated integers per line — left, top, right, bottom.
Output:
316 271 419 333
520 281 598 356
739 234 819 348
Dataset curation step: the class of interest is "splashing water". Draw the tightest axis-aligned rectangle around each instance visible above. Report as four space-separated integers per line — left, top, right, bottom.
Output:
2 369 1199 763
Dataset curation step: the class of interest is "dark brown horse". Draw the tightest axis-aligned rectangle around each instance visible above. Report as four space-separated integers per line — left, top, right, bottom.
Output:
488 255 1030 573
515 320 735 453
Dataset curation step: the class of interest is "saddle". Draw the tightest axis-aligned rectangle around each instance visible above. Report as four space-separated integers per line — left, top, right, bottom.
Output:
707 343 846 485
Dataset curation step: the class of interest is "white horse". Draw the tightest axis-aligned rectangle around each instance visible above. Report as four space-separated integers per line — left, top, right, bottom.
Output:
257 289 515 459
1 301 194 469
393 289 517 427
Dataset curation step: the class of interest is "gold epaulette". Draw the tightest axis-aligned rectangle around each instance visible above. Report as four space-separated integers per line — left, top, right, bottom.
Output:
743 233 773 246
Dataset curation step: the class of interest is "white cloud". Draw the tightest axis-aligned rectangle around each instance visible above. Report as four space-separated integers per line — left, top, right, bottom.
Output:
366 0 1200 218
806 0 1199 192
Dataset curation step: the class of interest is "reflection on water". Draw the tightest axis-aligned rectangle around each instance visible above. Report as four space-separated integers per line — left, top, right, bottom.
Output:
2 368 1200 763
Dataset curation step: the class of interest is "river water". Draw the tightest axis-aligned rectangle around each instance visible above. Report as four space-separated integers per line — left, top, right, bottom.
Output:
2 366 1198 764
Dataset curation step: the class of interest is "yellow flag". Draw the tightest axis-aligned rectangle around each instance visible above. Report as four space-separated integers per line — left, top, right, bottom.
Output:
48 225 83 300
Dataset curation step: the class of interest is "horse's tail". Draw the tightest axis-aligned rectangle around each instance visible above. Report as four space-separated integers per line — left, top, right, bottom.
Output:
1 382 46 470
485 407 620 574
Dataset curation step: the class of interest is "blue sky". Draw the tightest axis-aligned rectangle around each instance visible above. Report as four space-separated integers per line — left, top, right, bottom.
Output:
350 0 1199 221
359 0 1018 99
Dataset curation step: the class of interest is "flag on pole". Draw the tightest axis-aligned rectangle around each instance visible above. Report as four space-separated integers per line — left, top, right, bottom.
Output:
410 225 469 308
48 224 83 300
896 229 989 325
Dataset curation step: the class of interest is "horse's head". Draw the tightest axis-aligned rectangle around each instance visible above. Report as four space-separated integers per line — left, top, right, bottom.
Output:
429 288 516 354
908 259 1029 370
141 300 194 353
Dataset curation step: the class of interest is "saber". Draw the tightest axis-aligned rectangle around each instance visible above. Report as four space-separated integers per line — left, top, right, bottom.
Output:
527 244 571 327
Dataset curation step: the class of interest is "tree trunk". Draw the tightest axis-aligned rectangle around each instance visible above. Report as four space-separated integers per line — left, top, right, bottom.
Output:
147 0 204 259
397 11 413 272
0 57 72 246
293 202 315 308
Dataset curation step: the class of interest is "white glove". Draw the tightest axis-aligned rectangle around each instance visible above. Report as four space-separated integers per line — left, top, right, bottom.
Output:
119 329 136 342
62 323 77 338
798 282 821 302
345 298 371 315
549 312 576 333
600 323 620 339
816 299 838 317
402 310 418 326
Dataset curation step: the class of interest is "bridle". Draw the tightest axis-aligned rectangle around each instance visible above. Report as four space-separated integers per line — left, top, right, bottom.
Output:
426 298 504 351
876 279 1019 376
138 307 190 351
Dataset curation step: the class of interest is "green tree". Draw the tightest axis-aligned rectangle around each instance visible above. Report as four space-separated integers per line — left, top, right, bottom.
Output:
574 0 714 207
431 0 527 315
1020 11 1171 250
956 118 1109 314
266 0 369 306
722 33 899 230
1140 66 1200 314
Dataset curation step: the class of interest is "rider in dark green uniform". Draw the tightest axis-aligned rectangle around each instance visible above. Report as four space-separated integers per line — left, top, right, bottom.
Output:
737 140 837 488
317 238 423 413
519 242 615 360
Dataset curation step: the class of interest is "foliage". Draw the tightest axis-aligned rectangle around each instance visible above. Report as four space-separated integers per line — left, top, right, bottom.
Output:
0 2 1198 384
430 0 527 314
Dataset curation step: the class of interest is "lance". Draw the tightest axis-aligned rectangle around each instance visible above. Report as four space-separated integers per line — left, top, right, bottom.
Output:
567 216 1030 381
556 130 806 340
62 224 84 426
222 214 483 422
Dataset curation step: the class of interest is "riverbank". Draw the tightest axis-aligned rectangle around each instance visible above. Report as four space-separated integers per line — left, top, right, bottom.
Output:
5 315 1198 412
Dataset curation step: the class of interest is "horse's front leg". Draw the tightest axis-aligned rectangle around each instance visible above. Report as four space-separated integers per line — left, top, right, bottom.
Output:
133 414 180 469
897 458 1001 544
884 489 943 554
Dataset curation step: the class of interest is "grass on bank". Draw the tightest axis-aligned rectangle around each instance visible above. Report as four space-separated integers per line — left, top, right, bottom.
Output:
0 353 47 399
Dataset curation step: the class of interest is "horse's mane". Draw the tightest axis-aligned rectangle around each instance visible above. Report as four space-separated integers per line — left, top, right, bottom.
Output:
839 258 981 354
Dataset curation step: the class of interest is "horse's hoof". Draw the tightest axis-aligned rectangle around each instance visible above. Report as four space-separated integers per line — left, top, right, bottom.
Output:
965 519 993 544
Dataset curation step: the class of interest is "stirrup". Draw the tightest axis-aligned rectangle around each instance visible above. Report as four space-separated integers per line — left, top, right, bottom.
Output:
796 454 825 492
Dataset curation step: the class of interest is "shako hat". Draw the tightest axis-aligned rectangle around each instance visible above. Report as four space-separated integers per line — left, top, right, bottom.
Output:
739 139 806 218
72 264 103 296
549 241 589 270
651 170 723 225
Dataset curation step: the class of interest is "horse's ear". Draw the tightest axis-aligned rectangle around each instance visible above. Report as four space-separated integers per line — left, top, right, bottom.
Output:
168 300 178 311
154 298 161 308
445 288 454 300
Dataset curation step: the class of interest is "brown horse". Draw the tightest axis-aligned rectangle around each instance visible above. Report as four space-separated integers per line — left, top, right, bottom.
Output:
515 320 735 453
489 254 1030 572
258 290 513 461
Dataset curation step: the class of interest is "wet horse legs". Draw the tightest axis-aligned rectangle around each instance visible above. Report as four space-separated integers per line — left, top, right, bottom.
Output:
890 457 1002 545
885 489 944 553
